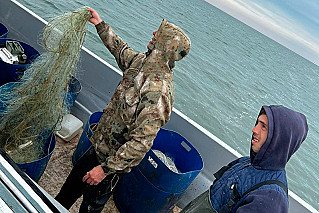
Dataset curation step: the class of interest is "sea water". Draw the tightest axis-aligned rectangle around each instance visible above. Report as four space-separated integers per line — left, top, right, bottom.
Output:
16 0 319 210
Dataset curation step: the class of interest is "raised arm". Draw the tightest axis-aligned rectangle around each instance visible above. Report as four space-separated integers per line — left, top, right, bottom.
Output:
88 8 138 72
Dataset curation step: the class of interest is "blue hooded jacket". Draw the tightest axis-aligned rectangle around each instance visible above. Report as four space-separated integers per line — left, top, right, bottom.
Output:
210 105 308 212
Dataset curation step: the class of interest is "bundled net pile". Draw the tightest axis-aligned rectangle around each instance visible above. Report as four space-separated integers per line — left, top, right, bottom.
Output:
153 149 180 173
0 7 90 163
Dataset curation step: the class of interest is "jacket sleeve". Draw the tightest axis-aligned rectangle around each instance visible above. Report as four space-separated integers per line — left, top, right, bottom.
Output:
102 90 172 175
236 189 288 213
95 21 138 72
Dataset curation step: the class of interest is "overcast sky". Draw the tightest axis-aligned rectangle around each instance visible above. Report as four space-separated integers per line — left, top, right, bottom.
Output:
205 0 319 66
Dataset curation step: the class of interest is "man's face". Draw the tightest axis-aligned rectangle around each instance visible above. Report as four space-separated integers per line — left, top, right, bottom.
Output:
147 31 157 49
251 114 268 153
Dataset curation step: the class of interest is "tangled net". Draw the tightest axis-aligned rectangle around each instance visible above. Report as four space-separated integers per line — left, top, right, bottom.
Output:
0 7 90 163
153 149 180 173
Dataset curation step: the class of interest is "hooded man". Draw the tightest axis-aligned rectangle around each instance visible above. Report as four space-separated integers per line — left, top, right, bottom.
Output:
55 8 191 212
181 105 308 213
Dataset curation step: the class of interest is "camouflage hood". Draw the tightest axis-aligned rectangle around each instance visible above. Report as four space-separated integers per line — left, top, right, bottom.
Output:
147 19 191 69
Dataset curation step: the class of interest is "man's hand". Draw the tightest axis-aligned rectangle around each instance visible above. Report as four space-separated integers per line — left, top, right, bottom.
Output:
83 165 106 185
88 8 103 26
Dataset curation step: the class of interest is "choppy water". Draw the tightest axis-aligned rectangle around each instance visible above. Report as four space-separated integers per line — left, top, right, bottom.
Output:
16 0 319 210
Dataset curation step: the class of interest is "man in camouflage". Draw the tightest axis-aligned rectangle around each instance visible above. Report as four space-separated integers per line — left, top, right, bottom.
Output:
56 8 191 212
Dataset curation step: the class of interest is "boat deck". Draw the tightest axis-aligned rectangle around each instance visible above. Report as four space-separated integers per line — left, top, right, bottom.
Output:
0 0 317 212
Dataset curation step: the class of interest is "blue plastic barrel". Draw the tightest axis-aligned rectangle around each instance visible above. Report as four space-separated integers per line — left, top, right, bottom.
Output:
64 76 82 109
113 128 204 213
0 23 8 38
16 132 56 182
0 77 80 116
0 38 40 86
72 111 103 165
0 83 55 182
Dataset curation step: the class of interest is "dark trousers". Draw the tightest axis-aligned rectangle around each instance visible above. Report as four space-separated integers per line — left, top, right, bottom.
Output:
55 146 117 213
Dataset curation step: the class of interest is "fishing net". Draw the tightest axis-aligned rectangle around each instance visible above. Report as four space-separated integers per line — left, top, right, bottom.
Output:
153 149 180 173
0 7 90 163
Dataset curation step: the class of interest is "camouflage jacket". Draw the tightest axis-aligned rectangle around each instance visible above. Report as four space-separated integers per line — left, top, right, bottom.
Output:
92 20 190 176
